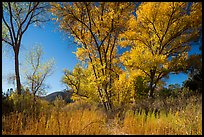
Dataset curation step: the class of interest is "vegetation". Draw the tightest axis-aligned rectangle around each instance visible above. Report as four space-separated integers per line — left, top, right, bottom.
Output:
50 2 202 114
50 2 135 114
119 2 202 98
23 45 55 102
2 88 202 135
2 2 202 135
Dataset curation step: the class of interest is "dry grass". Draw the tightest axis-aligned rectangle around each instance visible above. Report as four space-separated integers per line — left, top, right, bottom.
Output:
121 105 202 135
2 107 109 135
2 96 202 135
118 95 202 135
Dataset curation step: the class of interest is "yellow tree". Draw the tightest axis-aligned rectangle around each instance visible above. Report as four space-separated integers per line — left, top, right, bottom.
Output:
50 2 135 113
62 63 101 103
120 2 202 98
62 64 84 96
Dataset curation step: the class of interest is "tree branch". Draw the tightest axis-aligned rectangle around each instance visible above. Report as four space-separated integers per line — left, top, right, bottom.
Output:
8 2 17 43
2 38 12 46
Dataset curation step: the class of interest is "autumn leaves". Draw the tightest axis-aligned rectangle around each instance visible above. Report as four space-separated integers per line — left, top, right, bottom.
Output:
50 2 202 112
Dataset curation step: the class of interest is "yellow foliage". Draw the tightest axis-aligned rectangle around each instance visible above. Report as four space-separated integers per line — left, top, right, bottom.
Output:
51 3 136 108
112 71 136 107
120 2 202 91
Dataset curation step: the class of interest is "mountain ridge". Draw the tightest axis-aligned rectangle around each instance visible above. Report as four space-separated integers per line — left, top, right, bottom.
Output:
40 89 74 103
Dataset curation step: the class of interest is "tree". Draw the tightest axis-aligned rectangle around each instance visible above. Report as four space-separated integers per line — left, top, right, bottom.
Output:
23 45 55 102
62 64 84 96
112 71 134 108
50 2 135 113
119 2 202 98
2 2 50 95
62 64 92 101
184 44 202 92
62 63 106 103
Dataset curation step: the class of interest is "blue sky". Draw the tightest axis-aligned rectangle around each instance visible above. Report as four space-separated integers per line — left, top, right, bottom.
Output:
2 21 78 94
2 20 201 95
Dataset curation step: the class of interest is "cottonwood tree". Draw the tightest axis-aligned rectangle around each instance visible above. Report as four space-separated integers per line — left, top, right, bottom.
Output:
62 64 89 99
2 2 50 95
119 2 202 98
62 64 83 95
50 2 135 113
23 45 55 102
62 64 99 102
184 44 202 92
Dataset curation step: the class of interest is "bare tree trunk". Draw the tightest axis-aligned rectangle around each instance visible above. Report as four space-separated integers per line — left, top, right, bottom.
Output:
14 50 21 95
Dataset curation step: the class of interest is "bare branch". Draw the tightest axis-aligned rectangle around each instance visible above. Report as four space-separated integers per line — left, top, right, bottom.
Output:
8 2 17 42
2 38 13 46
2 6 15 46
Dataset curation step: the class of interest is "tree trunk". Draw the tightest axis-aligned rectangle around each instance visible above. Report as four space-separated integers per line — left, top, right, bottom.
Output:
148 69 156 98
14 50 21 95
104 85 112 111
148 83 154 98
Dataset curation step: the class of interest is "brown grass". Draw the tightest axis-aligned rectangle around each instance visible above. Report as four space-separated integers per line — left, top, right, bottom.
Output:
2 96 202 135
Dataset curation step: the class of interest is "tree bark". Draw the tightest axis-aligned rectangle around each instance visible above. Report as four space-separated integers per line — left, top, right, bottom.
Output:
14 49 21 95
148 85 154 98
148 69 156 98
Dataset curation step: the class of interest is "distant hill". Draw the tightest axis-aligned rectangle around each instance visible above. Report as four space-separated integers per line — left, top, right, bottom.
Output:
41 89 74 103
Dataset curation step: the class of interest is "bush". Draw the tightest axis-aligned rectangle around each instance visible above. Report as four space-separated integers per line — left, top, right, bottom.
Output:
2 93 14 115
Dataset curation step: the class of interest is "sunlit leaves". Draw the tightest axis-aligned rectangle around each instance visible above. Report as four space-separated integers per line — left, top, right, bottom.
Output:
62 64 100 102
52 2 201 104
51 2 136 111
120 2 202 97
112 72 134 106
